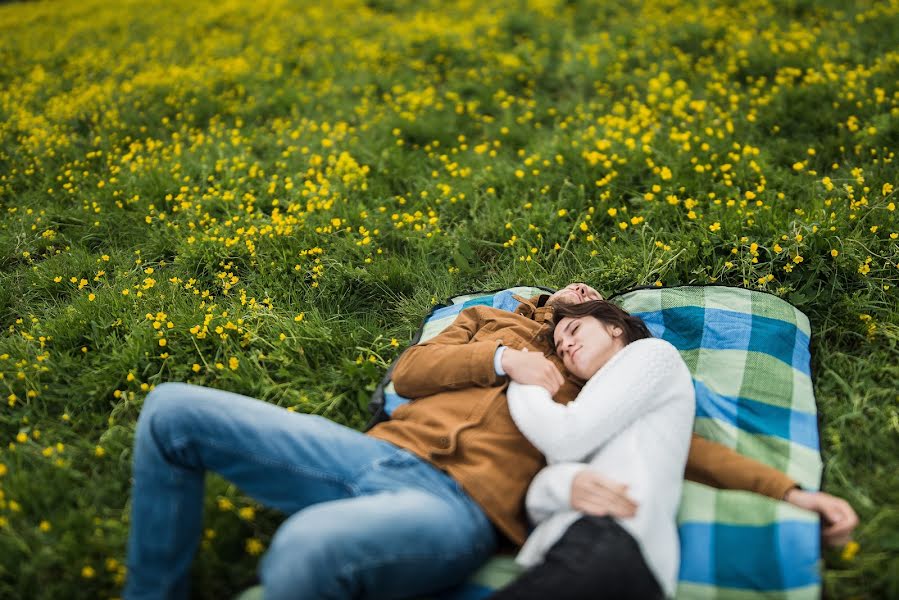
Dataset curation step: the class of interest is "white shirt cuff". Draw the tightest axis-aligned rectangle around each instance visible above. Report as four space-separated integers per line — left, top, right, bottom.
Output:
494 345 507 376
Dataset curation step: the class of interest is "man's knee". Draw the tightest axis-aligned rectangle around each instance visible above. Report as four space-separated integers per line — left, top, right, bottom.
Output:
259 517 360 600
136 382 199 443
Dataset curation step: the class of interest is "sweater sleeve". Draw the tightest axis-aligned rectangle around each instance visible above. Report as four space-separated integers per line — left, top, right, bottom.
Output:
685 433 798 500
525 462 586 525
507 338 692 462
391 306 504 398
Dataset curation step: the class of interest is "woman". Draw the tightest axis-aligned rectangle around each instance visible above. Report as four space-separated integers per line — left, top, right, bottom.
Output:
490 299 696 599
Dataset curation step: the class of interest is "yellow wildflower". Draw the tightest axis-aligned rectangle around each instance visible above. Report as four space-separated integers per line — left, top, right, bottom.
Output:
841 540 860 561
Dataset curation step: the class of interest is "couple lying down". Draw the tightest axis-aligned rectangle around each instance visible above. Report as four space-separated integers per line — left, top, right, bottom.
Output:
123 283 858 600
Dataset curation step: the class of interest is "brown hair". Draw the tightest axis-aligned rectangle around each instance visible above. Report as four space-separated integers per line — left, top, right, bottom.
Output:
549 299 653 349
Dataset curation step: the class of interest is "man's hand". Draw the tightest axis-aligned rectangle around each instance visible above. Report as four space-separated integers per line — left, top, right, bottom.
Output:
570 470 638 518
502 348 565 396
784 488 859 546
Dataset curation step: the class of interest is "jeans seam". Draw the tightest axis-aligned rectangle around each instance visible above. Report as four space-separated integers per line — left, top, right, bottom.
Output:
337 544 485 580
167 433 361 496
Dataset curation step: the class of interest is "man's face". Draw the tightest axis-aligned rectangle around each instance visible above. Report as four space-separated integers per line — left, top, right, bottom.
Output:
546 282 602 307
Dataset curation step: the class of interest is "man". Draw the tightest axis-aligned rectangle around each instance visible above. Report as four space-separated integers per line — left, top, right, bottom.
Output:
124 283 857 599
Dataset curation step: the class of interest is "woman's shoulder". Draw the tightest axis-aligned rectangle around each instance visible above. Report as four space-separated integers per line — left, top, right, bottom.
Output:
583 337 686 387
617 338 692 382
625 336 682 359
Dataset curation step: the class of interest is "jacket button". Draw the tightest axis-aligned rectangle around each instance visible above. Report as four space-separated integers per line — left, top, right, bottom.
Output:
439 436 449 447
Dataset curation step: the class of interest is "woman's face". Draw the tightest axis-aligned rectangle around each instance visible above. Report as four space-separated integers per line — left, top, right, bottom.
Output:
553 316 626 380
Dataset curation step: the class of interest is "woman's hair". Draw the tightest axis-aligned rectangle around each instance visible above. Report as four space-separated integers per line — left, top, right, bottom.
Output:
549 299 653 348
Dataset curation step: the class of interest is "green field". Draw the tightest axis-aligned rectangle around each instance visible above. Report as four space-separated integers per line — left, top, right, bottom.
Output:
1 0 897 597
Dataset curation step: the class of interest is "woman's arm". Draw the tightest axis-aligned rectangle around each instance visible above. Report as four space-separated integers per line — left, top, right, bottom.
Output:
525 463 585 524
526 464 638 524
508 338 693 462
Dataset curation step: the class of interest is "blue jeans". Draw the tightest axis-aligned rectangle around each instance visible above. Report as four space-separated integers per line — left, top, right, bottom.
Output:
124 382 497 600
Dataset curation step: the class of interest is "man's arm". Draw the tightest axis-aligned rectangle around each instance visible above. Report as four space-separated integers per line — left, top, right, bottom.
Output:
684 434 797 500
391 306 503 399
686 434 860 547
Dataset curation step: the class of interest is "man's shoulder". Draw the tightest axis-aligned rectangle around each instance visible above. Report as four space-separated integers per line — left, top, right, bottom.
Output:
460 304 538 324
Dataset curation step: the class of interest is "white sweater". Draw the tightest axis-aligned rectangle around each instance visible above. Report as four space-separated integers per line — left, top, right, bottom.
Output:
508 337 695 598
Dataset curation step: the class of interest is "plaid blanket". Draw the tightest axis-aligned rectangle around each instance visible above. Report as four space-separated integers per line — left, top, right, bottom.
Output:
373 285 823 600
237 285 824 600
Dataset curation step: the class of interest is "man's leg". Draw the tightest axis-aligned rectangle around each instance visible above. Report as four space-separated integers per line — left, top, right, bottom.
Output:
259 452 497 600
124 382 408 600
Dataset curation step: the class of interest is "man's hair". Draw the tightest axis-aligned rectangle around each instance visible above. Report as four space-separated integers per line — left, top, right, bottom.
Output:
549 299 653 348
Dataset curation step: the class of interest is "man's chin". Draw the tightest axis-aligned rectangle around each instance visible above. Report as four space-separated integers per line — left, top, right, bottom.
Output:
547 292 581 306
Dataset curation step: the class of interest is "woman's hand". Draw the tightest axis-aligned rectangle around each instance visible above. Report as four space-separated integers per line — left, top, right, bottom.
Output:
570 470 638 518
502 348 565 395
783 488 859 546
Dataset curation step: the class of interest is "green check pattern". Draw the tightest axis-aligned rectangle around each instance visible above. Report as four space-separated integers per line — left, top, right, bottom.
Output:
418 285 823 600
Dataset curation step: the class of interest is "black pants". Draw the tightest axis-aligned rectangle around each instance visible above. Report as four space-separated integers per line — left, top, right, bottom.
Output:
488 516 665 600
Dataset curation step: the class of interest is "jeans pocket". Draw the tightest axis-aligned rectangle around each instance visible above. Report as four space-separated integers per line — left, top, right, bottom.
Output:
372 448 423 470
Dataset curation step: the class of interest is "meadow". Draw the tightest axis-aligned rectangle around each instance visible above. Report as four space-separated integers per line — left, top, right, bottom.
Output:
0 0 897 597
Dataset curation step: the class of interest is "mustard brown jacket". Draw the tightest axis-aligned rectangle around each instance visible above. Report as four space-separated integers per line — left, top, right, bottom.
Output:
367 296 797 545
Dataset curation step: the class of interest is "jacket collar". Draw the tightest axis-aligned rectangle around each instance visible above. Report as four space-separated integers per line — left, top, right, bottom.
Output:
513 294 555 325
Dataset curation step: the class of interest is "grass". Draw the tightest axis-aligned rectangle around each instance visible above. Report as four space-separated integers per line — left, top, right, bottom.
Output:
0 0 897 597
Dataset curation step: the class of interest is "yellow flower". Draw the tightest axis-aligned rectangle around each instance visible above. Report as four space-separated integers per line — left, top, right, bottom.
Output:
793 255 804 264
217 498 234 511
831 249 839 257
95 446 106 457
841 540 860 561
81 566 95 579
607 207 617 217
390 338 399 347
792 162 804 171
158 338 167 347
229 357 239 370
238 506 255 521
88 293 96 302
709 222 721 232
246 538 265 555
16 432 27 443
294 313 305 322
192 364 201 373
39 520 51 532
883 183 894 196
0 464 6 476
